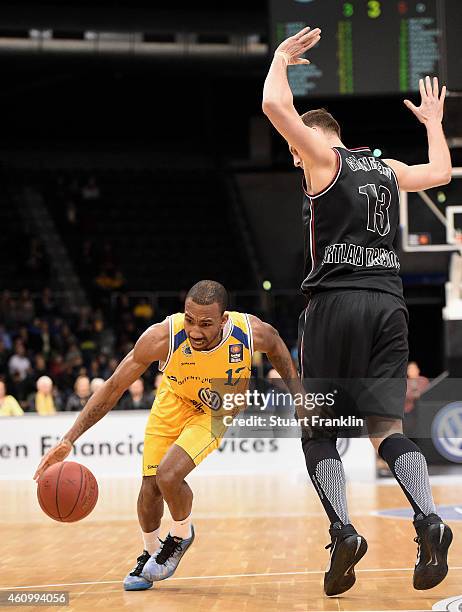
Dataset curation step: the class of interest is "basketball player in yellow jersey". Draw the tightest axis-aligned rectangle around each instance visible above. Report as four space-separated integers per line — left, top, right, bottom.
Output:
34 280 301 591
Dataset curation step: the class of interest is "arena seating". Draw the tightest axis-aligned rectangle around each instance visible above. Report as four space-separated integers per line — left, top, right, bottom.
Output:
0 171 50 291
37 166 254 296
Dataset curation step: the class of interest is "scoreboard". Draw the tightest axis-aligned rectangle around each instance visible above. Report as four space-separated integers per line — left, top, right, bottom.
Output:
270 0 446 96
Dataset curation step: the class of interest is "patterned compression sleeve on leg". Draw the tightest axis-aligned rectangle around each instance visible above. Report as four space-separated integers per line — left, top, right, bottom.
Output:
302 438 350 526
379 433 436 518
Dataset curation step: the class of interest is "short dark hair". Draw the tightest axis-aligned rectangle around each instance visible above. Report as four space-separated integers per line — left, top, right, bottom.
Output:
186 280 228 314
301 108 341 138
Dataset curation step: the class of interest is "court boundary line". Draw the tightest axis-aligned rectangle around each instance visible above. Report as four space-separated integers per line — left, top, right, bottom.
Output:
1 566 462 591
371 507 462 520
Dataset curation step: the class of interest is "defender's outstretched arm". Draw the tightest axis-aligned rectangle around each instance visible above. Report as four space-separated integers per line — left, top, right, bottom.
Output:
33 320 169 479
385 77 452 192
262 27 335 168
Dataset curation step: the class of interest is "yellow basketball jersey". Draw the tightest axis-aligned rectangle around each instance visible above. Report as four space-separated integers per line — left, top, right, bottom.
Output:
158 311 253 415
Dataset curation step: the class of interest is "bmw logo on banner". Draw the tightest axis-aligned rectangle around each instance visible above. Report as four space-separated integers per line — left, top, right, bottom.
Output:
431 402 462 463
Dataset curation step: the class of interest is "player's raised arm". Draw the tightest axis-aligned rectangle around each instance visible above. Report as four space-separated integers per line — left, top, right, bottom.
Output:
385 76 452 192
262 26 334 167
33 320 170 480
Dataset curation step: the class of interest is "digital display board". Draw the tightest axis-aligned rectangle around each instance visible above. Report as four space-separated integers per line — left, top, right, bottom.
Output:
270 0 445 96
445 0 462 91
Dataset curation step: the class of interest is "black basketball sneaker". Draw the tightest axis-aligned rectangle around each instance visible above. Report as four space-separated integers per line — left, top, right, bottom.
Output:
413 513 453 590
324 522 368 596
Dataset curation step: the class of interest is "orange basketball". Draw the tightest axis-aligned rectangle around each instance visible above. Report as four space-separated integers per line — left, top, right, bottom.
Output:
37 461 98 522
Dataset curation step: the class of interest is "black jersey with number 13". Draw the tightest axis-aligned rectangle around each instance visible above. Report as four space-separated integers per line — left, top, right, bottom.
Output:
301 146 403 298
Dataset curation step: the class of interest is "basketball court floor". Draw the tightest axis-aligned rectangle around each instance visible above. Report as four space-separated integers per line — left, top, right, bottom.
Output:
1 472 461 611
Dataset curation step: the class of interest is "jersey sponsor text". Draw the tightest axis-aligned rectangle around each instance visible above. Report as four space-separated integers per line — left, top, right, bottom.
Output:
322 242 400 270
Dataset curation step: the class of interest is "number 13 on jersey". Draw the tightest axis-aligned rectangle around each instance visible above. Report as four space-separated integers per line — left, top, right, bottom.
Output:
359 183 391 236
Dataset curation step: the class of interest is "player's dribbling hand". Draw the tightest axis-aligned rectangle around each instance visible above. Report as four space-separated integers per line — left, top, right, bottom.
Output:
274 26 321 66
404 76 446 125
33 438 73 481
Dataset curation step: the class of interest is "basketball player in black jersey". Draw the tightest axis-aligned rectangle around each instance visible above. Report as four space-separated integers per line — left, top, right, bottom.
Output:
263 26 453 596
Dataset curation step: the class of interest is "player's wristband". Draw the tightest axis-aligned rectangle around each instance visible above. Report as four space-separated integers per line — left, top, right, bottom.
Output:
274 51 291 66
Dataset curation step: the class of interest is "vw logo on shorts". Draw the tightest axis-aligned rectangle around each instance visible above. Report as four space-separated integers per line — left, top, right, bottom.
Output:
431 402 462 463
198 387 222 411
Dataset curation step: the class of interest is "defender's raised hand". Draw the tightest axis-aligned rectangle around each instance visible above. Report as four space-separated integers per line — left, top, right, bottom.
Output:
404 76 446 125
274 26 321 66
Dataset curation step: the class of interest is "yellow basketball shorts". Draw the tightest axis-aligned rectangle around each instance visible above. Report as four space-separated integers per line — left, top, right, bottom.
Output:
143 387 226 476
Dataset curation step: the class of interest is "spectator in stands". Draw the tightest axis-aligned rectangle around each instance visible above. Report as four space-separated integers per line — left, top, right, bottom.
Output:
76 306 92 332
96 354 111 379
3 294 18 327
76 366 89 378
49 354 64 380
37 288 57 318
56 323 77 354
28 318 43 353
93 318 115 355
81 176 100 200
123 319 137 343
9 370 31 409
95 264 125 291
26 238 47 278
107 357 119 377
8 341 31 381
118 378 153 410
90 377 105 395
38 320 53 358
0 339 10 374
116 294 132 321
0 324 12 351
65 343 83 370
405 361 430 413
0 380 23 416
16 289 35 324
77 316 97 361
33 354 48 380
28 376 61 415
133 298 154 321
89 358 101 380
0 291 10 321
17 326 30 349
56 362 75 396
66 200 77 225
65 375 91 411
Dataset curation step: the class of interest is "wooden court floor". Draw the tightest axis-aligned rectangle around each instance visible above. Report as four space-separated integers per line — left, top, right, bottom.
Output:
1 473 461 612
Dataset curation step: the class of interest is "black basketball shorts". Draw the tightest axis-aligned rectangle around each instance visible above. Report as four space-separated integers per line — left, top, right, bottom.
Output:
298 289 409 435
